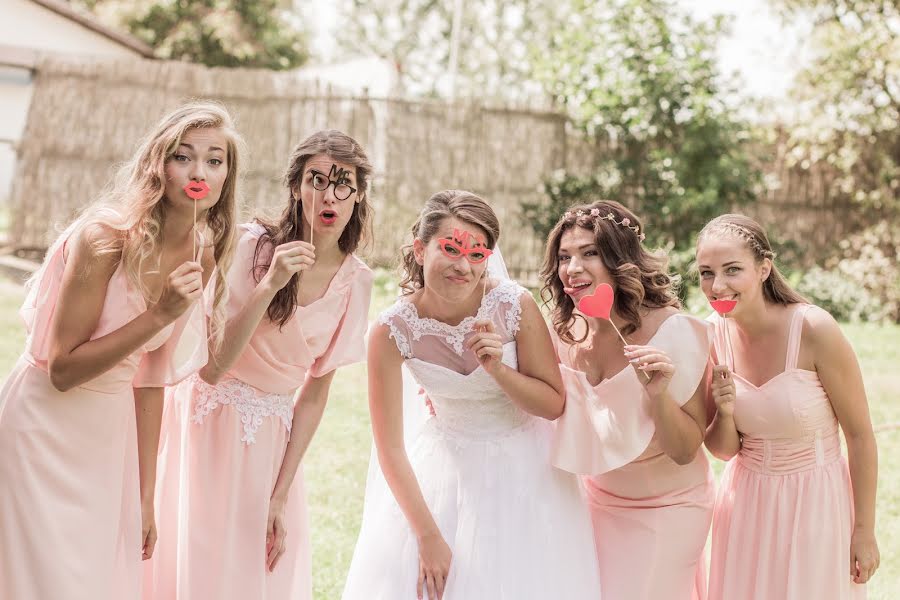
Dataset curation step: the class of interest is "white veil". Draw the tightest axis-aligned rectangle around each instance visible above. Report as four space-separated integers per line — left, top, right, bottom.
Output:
354 246 511 527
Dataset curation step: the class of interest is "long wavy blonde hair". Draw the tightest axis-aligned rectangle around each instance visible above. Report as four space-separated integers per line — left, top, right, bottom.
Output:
35 101 243 349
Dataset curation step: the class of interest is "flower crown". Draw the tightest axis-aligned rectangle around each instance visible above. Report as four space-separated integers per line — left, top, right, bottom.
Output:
565 207 646 242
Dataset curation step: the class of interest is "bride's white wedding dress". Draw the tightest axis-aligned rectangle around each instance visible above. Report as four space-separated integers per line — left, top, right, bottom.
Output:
342 279 601 600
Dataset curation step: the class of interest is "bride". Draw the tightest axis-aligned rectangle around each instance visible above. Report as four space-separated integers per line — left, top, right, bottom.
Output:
341 190 601 600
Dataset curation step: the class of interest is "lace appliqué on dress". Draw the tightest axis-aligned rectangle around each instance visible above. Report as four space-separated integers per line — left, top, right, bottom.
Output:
189 374 294 445
378 280 525 357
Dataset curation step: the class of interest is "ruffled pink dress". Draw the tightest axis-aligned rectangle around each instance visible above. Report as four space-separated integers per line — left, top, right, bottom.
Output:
552 313 715 600
0 231 209 600
143 223 373 600
708 304 865 599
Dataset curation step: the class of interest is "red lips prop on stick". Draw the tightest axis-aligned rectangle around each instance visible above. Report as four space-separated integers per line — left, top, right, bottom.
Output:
577 283 650 381
710 299 737 367
183 181 210 261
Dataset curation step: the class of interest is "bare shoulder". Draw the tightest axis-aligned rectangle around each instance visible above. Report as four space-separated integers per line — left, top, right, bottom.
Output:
803 304 842 338
369 321 399 354
65 223 122 277
801 304 847 356
368 321 403 361
517 289 540 314
642 305 681 336
368 320 392 343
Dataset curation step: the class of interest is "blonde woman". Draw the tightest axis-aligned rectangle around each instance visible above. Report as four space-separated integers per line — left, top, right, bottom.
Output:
0 102 242 600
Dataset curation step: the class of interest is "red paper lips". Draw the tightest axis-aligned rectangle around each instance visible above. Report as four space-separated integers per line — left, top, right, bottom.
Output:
710 299 737 315
577 283 615 320
183 181 210 200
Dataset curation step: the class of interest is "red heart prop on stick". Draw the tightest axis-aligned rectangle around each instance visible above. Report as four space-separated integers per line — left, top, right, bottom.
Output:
576 283 651 381
577 283 614 320
710 299 737 315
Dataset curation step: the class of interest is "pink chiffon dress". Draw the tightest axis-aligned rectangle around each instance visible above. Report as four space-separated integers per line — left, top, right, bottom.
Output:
707 304 866 599
0 231 209 600
552 313 715 600
143 223 373 600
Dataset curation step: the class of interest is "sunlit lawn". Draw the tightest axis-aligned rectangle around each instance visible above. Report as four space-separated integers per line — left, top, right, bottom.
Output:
0 273 896 598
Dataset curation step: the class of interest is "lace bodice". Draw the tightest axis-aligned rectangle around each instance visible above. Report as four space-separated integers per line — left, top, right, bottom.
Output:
380 280 532 437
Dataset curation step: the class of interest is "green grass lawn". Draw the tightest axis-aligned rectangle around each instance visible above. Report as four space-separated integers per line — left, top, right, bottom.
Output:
0 273 897 597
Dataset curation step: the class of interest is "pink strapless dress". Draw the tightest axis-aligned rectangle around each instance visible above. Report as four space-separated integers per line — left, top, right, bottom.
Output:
708 305 866 599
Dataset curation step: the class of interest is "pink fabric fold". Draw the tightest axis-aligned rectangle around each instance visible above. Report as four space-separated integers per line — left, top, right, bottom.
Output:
221 223 373 393
551 313 712 475
132 293 211 388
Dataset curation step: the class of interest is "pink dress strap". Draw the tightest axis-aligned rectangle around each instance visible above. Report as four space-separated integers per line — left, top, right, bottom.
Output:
784 304 810 371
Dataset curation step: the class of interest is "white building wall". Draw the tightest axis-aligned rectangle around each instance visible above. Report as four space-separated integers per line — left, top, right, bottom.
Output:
0 0 145 205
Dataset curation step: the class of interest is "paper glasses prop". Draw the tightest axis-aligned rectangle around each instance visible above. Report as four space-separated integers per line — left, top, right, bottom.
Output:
307 164 356 246
437 229 493 264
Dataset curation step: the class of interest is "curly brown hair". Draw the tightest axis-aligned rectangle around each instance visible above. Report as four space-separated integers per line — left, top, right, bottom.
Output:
540 200 680 344
253 130 373 328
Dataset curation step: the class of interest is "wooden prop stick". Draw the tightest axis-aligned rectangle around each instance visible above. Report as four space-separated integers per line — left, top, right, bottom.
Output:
710 300 738 368
182 180 210 263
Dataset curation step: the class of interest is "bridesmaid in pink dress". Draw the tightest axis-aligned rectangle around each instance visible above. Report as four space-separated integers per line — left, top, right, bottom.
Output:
0 102 242 600
543 200 714 600
698 214 879 599
143 130 374 600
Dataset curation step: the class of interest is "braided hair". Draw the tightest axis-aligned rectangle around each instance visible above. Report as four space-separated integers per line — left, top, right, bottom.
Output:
697 214 807 306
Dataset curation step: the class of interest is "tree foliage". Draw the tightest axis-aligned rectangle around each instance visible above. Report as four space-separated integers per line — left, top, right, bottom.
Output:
525 0 761 252
334 0 555 98
76 0 309 70
770 0 899 212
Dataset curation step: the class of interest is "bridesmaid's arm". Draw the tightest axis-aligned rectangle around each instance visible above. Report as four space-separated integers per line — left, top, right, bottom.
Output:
473 295 565 420
265 369 336 571
48 226 202 392
200 240 314 384
806 307 880 583
270 372 336 504
134 386 163 560
625 340 707 464
704 362 742 460
704 409 742 461
646 382 707 465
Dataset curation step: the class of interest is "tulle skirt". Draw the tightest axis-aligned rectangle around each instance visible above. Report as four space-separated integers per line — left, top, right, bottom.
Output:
342 417 602 599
